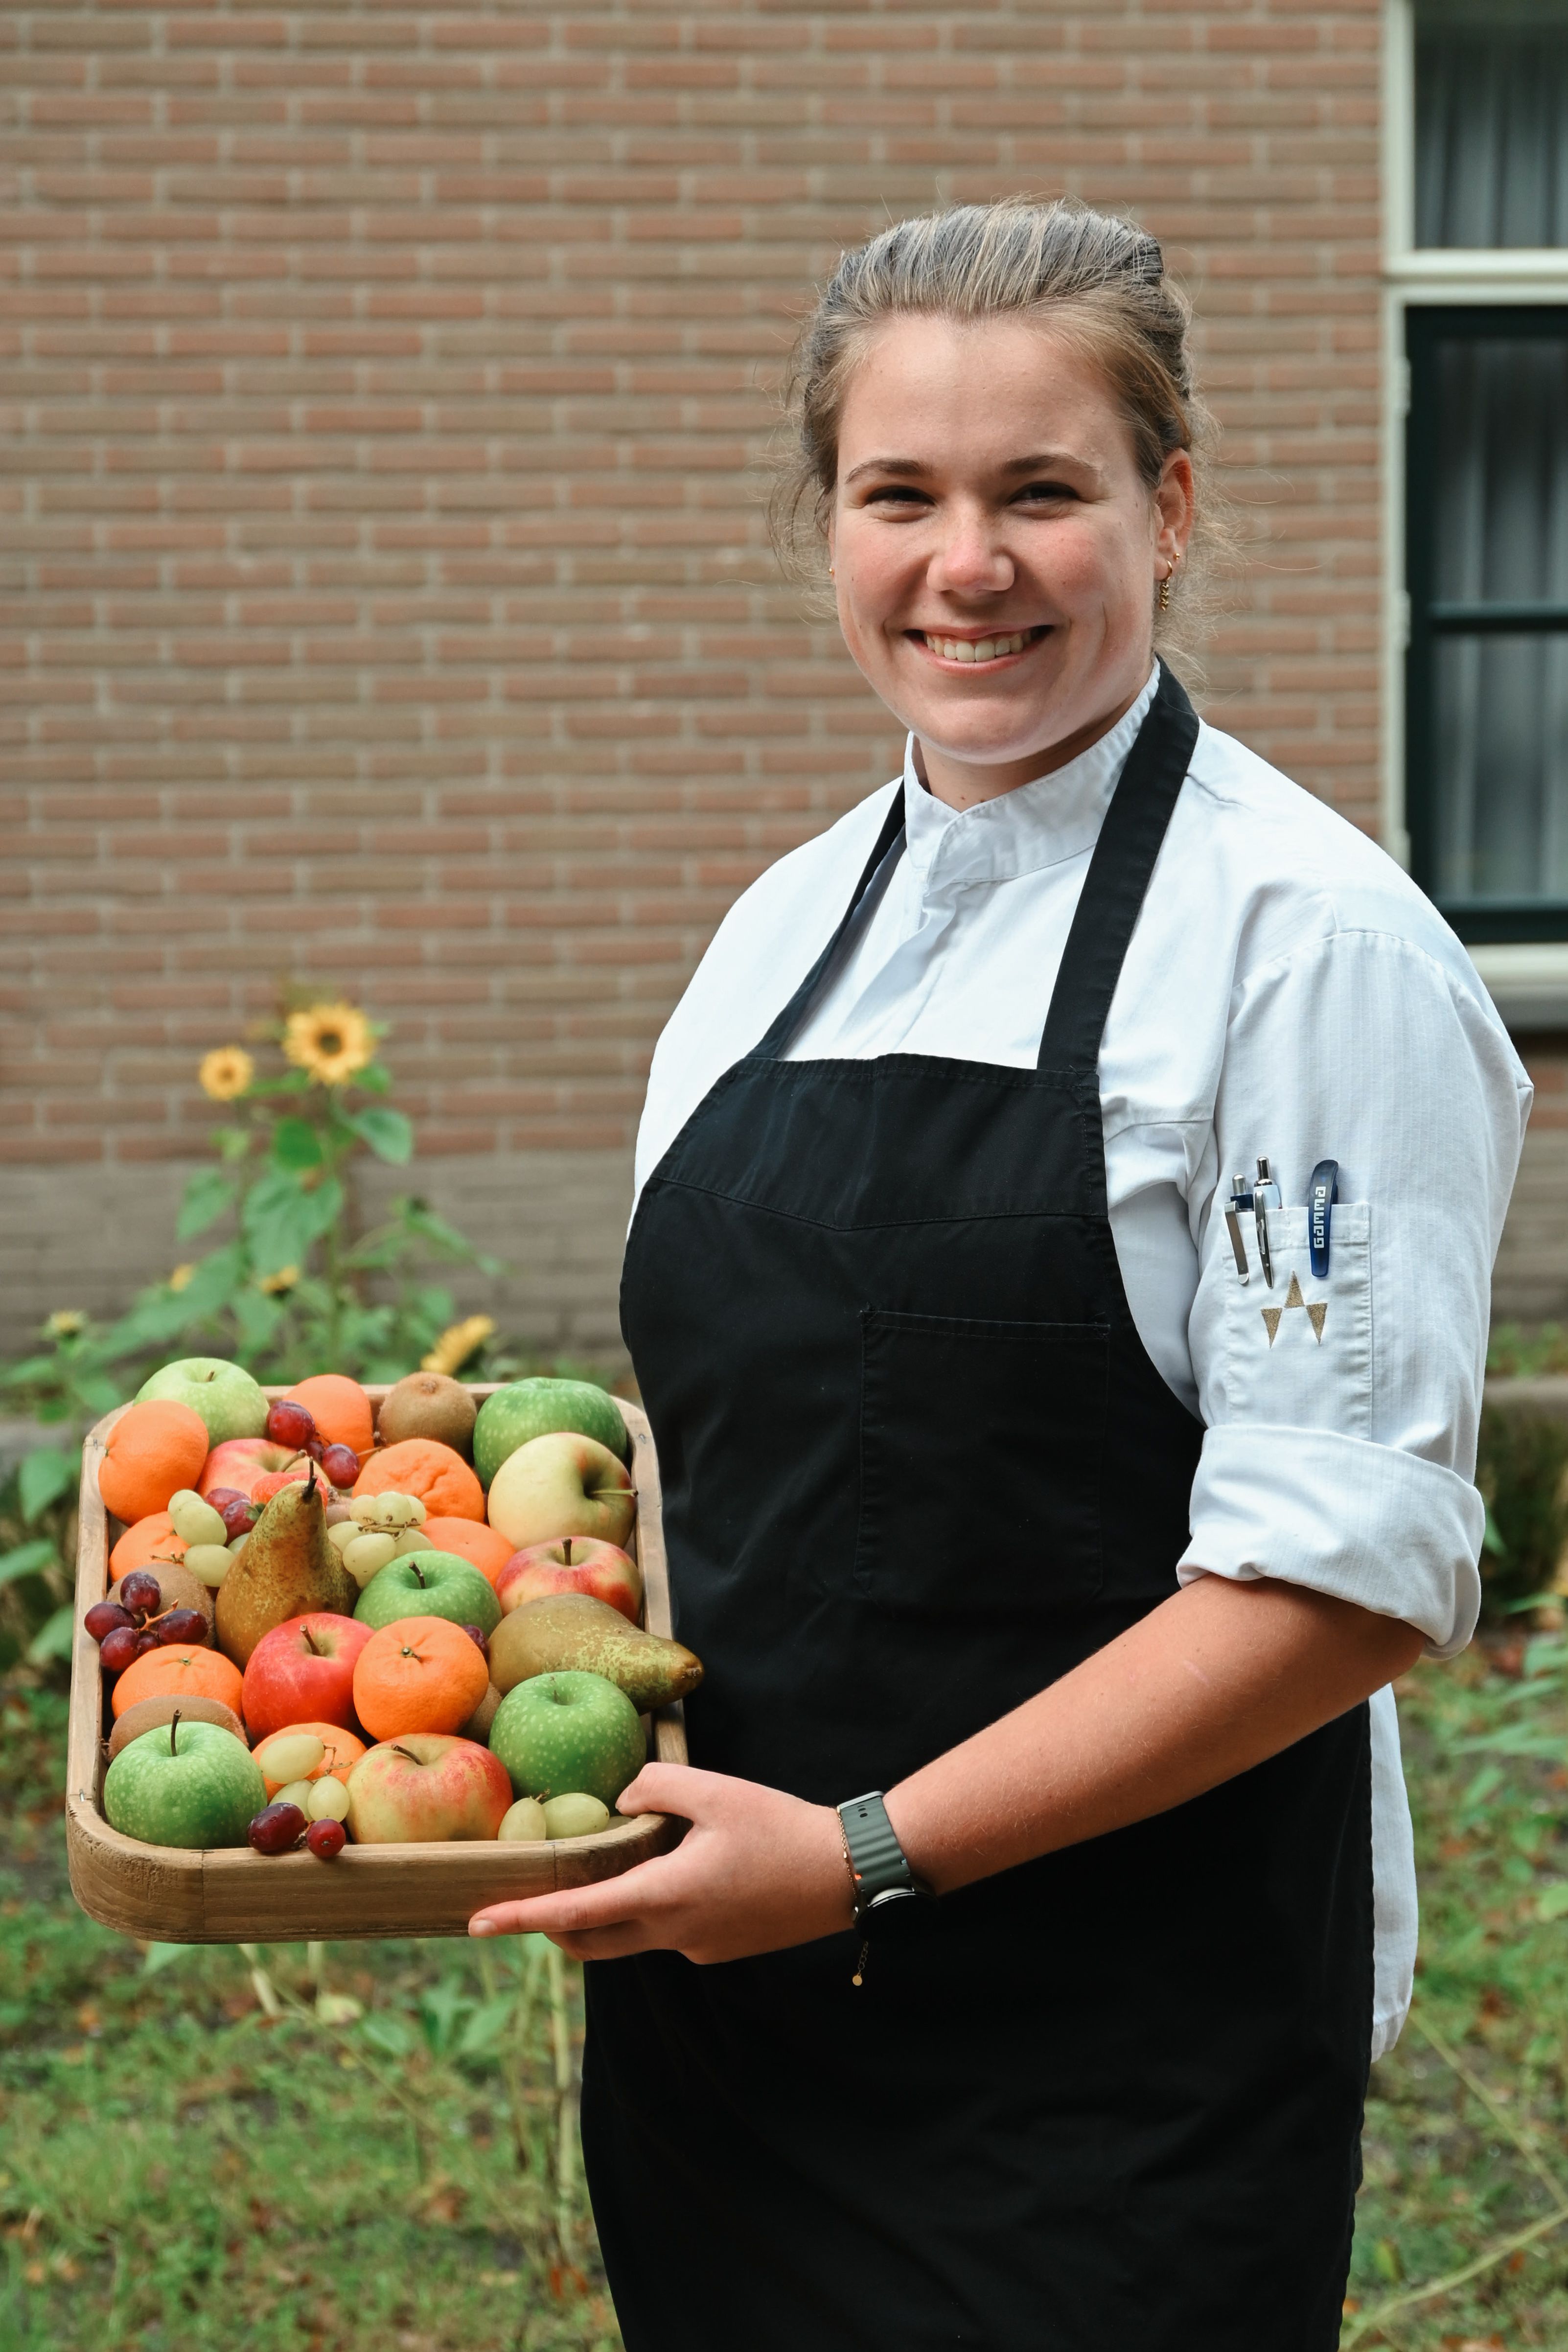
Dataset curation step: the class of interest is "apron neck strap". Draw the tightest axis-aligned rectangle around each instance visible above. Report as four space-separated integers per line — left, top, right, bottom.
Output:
752 789 907 1061
1036 663 1199 1075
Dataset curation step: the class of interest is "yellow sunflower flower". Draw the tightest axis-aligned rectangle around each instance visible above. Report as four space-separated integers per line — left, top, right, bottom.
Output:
167 1265 196 1293
421 1315 496 1377
283 1002 374 1087
199 1046 255 1102
46 1309 87 1337
257 1265 300 1296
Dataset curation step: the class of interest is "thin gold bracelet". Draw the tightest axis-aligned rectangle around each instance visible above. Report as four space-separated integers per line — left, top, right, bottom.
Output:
836 1812 869 1987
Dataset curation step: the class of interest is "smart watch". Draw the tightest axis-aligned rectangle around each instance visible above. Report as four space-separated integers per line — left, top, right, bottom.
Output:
836 1790 932 1927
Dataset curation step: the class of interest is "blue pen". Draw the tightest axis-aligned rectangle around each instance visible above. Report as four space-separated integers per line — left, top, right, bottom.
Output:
1309 1160 1338 1280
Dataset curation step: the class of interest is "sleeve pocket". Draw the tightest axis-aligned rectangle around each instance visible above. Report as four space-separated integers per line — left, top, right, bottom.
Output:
1222 1204 1372 1439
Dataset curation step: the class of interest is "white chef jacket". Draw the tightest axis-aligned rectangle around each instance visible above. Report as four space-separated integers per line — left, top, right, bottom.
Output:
632 664 1532 2060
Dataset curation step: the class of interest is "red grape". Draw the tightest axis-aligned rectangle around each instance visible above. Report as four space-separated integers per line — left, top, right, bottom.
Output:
85 1600 135 1644
460 1624 489 1656
153 1607 208 1646
266 1400 317 1451
306 1817 346 1860
98 1624 141 1675
319 1443 360 1488
206 1487 254 1540
119 1570 163 1618
248 1802 307 1856
134 1628 162 1656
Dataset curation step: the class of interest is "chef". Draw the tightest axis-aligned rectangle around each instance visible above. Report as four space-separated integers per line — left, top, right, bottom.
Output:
470 198 1530 2352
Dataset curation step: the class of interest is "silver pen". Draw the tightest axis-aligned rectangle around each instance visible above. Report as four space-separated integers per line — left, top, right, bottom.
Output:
1223 1173 1251 1286
1252 1155 1280 1288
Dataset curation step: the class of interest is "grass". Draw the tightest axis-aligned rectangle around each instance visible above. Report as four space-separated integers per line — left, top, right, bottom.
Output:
0 1688 620 2352
7 1649 1568 2351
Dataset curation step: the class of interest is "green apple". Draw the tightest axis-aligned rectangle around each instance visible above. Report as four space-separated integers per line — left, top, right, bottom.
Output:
352 1548 500 1637
488 1669 645 1807
473 1378 629 1487
103 1717 267 1849
137 1357 270 1445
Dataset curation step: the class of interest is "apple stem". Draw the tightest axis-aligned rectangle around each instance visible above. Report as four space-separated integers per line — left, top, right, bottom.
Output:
392 1744 418 1763
413 1561 425 1587
305 1629 321 1657
563 1540 573 1566
169 1707 182 1757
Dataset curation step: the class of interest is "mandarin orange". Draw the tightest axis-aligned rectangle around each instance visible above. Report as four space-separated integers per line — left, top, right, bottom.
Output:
284 1374 374 1460
108 1511 188 1580
110 1643 245 1721
98 1400 211 1524
418 1516 515 1589
353 1439 484 1524
351 1614 489 1740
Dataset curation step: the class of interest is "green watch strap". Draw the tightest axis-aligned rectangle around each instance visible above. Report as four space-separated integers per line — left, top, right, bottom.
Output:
836 1790 929 1925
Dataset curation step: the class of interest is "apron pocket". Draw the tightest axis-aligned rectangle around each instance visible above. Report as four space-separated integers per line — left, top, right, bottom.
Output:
854 1308 1108 1617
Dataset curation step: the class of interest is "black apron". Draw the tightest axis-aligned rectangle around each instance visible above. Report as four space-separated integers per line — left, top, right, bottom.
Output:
586 667 1372 2352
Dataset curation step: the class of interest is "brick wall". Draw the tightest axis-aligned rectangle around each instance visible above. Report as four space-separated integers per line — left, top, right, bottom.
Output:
3 2 1396 1349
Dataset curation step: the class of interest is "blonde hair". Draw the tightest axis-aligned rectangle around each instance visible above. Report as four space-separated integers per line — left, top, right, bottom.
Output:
770 198 1232 656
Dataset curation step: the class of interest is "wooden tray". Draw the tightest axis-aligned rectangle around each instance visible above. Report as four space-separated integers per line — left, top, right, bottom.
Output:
66 1385 686 1943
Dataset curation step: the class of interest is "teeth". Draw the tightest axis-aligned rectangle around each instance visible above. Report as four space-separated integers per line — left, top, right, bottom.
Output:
924 630 1035 662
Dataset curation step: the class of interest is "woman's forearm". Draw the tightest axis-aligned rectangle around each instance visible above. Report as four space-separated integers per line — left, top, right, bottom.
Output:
884 1576 1427 1896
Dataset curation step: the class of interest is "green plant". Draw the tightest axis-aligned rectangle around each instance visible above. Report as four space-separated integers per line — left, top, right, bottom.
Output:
1475 1406 1568 1617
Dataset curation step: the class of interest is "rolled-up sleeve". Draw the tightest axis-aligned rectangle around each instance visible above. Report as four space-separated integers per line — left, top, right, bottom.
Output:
1177 922 1531 1659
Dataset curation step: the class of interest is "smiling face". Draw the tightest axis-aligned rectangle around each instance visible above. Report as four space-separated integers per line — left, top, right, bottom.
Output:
828 313 1194 808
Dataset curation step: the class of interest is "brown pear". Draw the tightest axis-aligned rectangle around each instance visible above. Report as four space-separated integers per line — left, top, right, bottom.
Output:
214 1469 356 1667
488 1591 702 1712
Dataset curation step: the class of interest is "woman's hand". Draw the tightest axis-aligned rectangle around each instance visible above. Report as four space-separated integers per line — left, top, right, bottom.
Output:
467 1763 854 1963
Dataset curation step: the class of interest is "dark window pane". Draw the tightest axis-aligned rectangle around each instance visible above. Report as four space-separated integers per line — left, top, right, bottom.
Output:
1430 338 1568 605
1417 20 1568 246
1434 634 1568 902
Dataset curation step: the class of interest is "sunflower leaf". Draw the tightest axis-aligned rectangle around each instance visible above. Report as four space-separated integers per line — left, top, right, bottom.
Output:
26 1605 76 1665
272 1117 325 1172
0 1540 59 1588
177 1168 238 1241
242 1169 338 1277
343 1107 414 1165
231 1289 285 1351
354 1062 393 1095
19 1447 79 1524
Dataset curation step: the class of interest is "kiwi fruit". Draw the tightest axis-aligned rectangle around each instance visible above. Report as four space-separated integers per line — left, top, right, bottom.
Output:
376 1371 477 1457
107 1692 247 1760
109 1559 215 1633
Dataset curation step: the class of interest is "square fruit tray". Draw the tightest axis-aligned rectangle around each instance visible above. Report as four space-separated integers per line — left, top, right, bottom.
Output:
65 1386 687 1942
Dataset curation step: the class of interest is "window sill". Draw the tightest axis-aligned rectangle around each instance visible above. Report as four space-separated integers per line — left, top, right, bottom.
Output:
1468 943 1568 1032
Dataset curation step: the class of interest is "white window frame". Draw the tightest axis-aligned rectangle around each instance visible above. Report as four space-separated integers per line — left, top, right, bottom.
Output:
1382 0 1568 1020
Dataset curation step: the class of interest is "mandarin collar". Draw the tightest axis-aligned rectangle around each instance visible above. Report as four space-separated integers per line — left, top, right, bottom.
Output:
900 665 1159 892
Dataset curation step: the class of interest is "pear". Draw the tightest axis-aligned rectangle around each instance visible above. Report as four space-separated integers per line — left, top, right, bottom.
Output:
488 1592 702 1713
214 1468 356 1667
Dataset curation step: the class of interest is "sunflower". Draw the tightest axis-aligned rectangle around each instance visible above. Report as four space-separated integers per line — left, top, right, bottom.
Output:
167 1264 196 1293
46 1309 86 1337
283 1001 374 1088
421 1314 496 1377
199 1046 254 1102
256 1264 300 1296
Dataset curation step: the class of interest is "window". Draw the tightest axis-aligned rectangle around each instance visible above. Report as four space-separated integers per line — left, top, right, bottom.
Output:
1406 307 1568 937
1395 0 1568 973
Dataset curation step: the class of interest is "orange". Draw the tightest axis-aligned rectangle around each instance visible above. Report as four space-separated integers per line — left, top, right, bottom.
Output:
109 1512 188 1581
353 1439 484 1524
254 1720 366 1796
111 1643 244 1722
419 1516 515 1589
98 1401 211 1525
351 1615 489 1741
284 1374 374 1460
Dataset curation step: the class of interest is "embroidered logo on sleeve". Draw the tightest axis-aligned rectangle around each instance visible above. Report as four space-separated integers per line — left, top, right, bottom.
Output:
1261 1270 1327 1347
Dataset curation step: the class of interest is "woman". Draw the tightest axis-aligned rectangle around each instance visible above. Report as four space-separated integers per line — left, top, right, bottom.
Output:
471 202 1530 2349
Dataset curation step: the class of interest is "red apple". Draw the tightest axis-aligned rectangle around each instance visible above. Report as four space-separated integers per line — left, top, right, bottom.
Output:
199 1438 309 1504
496 1537 643 1625
241 1612 373 1742
344 1733 512 1844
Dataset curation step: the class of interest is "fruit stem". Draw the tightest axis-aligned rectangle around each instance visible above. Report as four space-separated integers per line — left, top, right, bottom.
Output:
412 1561 426 1588
169 1707 182 1757
391 1744 418 1763
563 1540 573 1567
